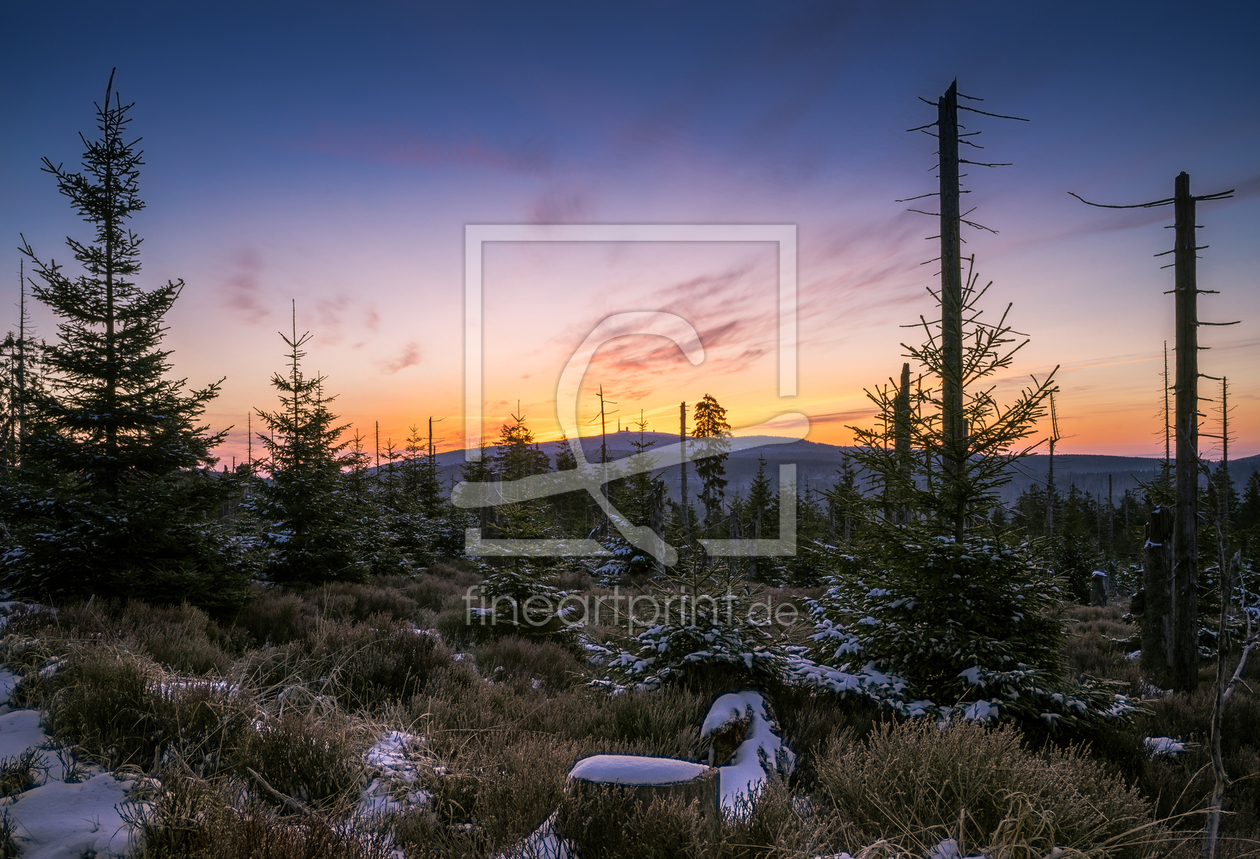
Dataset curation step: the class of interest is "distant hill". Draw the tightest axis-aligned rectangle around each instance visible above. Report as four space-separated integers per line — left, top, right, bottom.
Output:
422 433 1260 507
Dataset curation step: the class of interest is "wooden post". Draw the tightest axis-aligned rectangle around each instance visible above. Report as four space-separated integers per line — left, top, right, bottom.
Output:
1108 474 1114 556
1163 341 1171 466
1220 378 1229 542
15 260 26 465
938 81 966 541
1171 171 1200 692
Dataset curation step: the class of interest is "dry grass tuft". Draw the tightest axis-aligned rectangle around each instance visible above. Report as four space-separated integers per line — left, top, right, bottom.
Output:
232 710 366 812
29 645 253 772
124 766 390 859
0 749 45 798
813 719 1169 858
472 635 586 690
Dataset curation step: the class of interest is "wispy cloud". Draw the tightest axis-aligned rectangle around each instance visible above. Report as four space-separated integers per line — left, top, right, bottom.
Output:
381 341 422 374
529 185 590 222
220 248 270 324
294 124 557 175
807 407 877 426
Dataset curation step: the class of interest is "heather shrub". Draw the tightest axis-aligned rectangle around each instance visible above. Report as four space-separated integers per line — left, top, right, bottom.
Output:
557 786 723 859
303 581 418 623
230 589 318 646
434 601 498 646
395 566 482 613
1062 604 1142 690
438 733 592 849
1 600 116 642
330 626 456 709
232 710 365 811
35 646 251 772
573 686 708 757
125 769 389 859
123 602 235 675
473 635 585 689
1131 678 1260 848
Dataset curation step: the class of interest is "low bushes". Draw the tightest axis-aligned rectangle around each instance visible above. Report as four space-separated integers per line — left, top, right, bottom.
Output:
28 646 252 772
233 710 366 810
7 576 1250 858
557 786 723 859
813 719 1172 857
124 768 391 859
472 635 585 690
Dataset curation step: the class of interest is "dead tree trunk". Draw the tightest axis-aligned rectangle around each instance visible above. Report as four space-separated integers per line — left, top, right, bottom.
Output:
938 81 966 542
1070 171 1236 694
894 361 912 524
1171 172 1200 692
679 401 689 552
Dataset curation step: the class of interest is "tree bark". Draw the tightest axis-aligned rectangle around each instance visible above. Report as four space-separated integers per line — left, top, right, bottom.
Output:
1172 171 1200 692
938 81 966 542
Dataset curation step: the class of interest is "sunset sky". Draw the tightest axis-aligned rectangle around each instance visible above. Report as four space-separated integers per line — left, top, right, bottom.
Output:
2 1 1257 464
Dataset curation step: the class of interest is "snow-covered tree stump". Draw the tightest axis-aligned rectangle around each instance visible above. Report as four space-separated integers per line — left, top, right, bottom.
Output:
1090 570 1109 607
700 690 795 816
556 755 719 850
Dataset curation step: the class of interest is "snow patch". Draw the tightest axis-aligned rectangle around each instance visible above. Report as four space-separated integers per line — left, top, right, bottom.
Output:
1144 736 1186 757
0 673 139 859
357 730 432 817
567 754 708 786
4 771 138 859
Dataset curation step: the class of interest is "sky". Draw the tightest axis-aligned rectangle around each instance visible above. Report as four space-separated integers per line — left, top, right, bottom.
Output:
1 1 1257 464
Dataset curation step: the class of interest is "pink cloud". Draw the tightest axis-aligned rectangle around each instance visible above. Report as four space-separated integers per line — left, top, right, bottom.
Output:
220 248 270 323
382 341 422 374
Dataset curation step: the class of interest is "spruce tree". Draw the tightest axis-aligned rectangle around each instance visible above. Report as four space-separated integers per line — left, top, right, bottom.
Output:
602 417 663 579
691 393 731 534
489 409 553 539
253 310 367 585
4 72 243 607
744 454 777 582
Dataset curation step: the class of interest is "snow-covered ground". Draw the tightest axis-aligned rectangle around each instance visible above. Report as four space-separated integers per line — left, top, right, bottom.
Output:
0 677 448 858
0 668 139 859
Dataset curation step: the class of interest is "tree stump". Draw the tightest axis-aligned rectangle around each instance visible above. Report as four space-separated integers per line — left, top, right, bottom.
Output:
556 755 719 855
1090 570 1109 607
1141 504 1175 685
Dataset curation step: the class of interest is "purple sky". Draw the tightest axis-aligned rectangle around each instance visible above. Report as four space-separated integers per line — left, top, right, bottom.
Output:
2 1 1257 462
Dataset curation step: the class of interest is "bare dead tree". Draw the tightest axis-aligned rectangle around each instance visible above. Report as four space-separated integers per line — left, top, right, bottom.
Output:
1072 173 1236 693
680 401 689 551
1046 391 1061 537
894 80 1030 541
894 361 912 523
